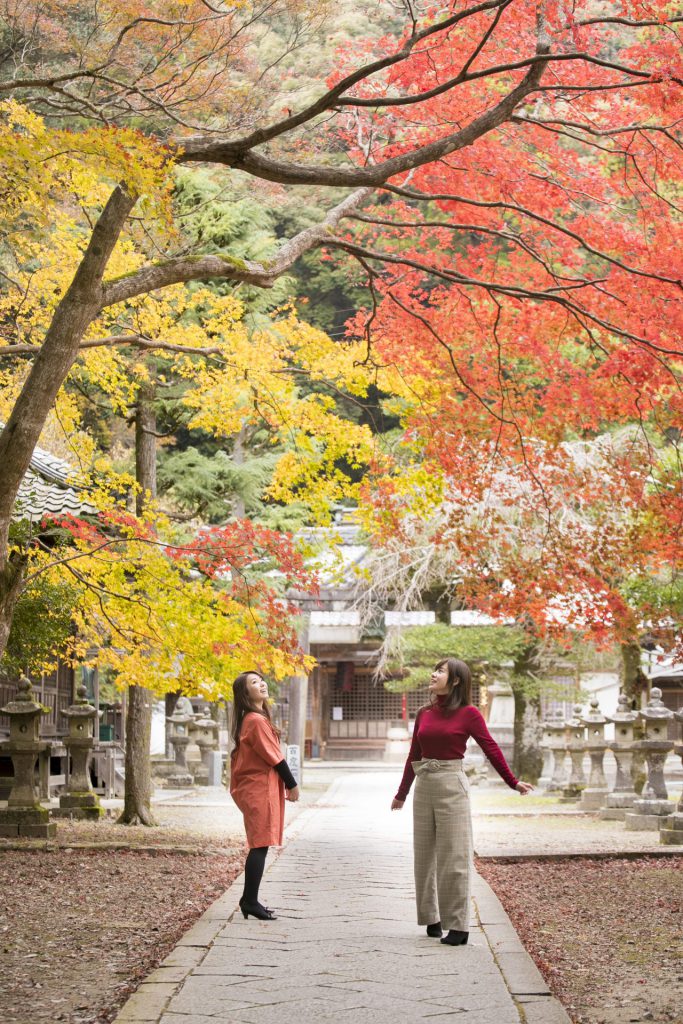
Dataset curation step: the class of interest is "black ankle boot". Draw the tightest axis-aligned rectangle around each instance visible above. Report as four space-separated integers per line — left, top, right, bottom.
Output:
440 930 468 946
426 922 443 938
239 897 276 921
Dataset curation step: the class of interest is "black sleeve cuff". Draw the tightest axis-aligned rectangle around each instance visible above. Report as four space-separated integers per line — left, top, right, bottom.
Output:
274 759 298 790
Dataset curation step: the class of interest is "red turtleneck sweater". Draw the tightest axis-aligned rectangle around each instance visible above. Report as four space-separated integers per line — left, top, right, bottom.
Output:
395 699 518 800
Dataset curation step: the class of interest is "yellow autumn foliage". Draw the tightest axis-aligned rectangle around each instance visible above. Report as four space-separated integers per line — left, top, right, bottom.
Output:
29 528 312 700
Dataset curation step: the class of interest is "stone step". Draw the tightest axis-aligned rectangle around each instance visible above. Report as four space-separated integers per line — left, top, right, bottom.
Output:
659 828 683 845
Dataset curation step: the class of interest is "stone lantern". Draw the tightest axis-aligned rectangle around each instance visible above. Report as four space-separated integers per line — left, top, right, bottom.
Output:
55 683 103 819
599 692 639 820
537 712 555 790
625 687 674 831
660 709 683 845
192 716 220 786
484 679 515 783
579 698 609 810
166 708 194 788
540 709 566 793
0 675 55 838
560 703 587 802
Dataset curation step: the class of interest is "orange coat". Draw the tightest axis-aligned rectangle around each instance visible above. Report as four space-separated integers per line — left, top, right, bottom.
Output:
230 712 285 848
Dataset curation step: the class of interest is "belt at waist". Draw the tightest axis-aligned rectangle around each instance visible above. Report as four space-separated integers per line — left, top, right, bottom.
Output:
413 758 465 775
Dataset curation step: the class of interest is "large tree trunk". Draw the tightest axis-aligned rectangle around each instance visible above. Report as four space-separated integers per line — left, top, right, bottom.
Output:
512 686 543 783
0 185 136 661
512 645 543 783
119 685 156 825
232 422 246 519
621 640 647 794
135 387 157 517
118 385 158 826
0 553 27 662
621 641 646 703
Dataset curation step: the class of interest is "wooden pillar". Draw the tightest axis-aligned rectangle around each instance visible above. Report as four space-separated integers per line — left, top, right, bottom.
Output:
320 665 331 759
287 617 309 784
310 666 321 758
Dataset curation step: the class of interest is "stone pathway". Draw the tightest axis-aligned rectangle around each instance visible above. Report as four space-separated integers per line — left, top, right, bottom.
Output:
113 773 570 1024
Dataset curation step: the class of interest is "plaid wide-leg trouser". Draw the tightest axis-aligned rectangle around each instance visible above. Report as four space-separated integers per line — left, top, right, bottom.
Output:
412 759 473 931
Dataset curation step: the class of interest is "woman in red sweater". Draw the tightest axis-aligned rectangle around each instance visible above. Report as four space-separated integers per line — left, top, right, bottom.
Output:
392 657 533 946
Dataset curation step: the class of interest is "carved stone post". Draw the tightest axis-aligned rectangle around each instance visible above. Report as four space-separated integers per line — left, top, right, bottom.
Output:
660 709 683 845
579 698 609 811
537 713 554 790
545 709 567 793
192 717 219 786
55 683 103 819
166 709 194 788
625 688 674 830
0 676 55 838
485 679 515 783
560 704 587 802
599 693 639 821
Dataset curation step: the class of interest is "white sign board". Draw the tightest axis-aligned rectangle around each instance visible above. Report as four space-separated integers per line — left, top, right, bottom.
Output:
332 706 343 721
286 744 301 784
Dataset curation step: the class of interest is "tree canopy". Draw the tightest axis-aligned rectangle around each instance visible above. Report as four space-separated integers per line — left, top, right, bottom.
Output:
0 0 680 679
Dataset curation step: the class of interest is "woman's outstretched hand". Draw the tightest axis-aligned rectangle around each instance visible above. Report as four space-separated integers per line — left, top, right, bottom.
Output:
516 781 534 796
391 798 405 810
286 785 300 802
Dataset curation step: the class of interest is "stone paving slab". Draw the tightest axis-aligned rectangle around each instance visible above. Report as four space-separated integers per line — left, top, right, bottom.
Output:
113 773 571 1024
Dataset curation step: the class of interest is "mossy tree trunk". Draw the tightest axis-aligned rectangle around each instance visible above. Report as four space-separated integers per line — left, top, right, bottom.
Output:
621 641 646 704
120 684 156 825
511 645 543 783
621 640 647 794
118 386 158 826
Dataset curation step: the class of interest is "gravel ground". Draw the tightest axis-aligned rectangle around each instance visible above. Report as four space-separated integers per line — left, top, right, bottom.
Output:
478 856 683 1024
470 786 683 857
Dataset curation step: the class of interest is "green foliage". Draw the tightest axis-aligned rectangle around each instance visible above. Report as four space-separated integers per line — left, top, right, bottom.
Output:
157 445 280 522
510 673 589 704
621 572 683 618
174 169 294 315
254 502 311 532
1 574 79 678
384 623 529 692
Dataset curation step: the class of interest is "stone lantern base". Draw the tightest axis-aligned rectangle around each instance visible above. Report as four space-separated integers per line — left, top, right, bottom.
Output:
598 792 637 821
192 763 210 786
580 787 609 811
53 792 104 821
659 812 683 845
151 756 179 782
559 785 584 803
166 770 194 788
0 805 57 838
624 797 676 831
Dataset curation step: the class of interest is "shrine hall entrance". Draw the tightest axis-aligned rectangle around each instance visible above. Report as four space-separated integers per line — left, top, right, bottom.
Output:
319 662 425 760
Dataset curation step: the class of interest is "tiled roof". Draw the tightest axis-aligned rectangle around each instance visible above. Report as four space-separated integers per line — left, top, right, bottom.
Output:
9 436 98 522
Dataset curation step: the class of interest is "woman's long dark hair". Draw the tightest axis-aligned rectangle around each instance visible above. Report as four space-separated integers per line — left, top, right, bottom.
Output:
231 670 277 750
427 657 472 712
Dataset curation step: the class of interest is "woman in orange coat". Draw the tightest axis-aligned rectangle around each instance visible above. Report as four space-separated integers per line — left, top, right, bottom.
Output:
229 671 299 921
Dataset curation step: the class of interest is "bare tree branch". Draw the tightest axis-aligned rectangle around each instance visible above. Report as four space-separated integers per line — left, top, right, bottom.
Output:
178 0 511 158
101 187 374 307
179 55 549 185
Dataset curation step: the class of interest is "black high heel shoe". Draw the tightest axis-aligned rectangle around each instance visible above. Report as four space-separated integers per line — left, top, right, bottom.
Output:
426 922 443 938
239 898 277 921
440 930 469 946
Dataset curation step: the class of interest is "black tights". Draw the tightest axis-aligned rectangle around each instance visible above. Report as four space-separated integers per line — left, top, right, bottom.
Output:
242 846 269 905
